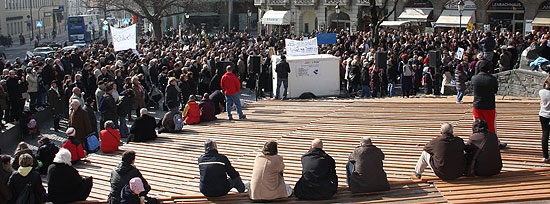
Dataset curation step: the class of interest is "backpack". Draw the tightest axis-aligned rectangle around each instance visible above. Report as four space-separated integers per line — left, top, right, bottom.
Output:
86 133 100 153
173 112 183 131
15 183 35 204
98 96 106 112
403 64 413 77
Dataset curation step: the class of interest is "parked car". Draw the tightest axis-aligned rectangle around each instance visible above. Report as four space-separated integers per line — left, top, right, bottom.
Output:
33 47 55 58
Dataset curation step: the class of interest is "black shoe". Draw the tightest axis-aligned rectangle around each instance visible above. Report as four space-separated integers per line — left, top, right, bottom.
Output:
239 115 247 120
499 143 508 149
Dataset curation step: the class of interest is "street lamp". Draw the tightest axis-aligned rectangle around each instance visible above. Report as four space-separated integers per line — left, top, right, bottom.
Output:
185 13 190 33
335 2 340 31
458 0 465 34
247 9 252 33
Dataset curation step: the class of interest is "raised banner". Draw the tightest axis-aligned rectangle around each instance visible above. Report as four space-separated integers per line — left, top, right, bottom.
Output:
317 33 337 45
110 24 137 52
285 38 319 56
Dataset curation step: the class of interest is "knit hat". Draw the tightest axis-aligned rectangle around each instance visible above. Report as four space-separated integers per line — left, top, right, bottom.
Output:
66 127 76 137
129 177 145 193
105 85 113 92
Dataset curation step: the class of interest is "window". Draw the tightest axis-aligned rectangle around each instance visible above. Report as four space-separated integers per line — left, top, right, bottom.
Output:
69 17 84 24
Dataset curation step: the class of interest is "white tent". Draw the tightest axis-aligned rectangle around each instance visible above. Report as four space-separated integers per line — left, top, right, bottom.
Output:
380 21 411 27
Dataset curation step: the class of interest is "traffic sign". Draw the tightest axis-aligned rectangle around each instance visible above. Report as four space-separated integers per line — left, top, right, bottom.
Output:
103 25 109 30
36 21 43 27
103 20 108 25
58 5 64 11
123 18 130 25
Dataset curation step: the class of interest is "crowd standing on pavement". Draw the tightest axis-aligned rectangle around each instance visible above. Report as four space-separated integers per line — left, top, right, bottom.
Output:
0 25 548 203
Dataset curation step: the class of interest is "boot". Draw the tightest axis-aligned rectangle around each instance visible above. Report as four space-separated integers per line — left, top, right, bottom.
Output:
53 118 60 131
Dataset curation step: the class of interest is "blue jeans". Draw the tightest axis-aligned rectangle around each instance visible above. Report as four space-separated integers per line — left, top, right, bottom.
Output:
457 91 464 102
361 85 371 98
225 92 244 119
275 78 288 99
346 161 354 185
387 82 395 97
119 116 128 137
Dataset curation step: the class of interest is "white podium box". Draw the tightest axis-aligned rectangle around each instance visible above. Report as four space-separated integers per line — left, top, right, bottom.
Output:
272 54 340 98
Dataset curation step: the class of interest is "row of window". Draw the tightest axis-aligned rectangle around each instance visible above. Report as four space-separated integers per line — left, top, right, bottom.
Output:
4 0 63 10
6 21 24 36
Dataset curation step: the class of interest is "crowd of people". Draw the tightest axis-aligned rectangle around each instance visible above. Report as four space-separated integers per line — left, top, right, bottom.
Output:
0 24 548 203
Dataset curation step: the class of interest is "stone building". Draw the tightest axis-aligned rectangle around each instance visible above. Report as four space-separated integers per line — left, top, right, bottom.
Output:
0 0 68 40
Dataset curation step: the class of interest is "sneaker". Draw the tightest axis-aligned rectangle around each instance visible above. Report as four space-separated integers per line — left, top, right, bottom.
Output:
543 158 550 163
239 115 247 120
499 143 508 149
411 173 422 180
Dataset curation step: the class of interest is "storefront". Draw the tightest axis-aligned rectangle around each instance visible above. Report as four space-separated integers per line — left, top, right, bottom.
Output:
532 1 550 31
487 0 525 33
261 10 291 34
434 0 476 29
398 0 434 28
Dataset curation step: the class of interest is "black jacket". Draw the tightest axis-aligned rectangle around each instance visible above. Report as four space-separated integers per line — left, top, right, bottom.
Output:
47 163 92 203
7 170 46 204
424 133 466 180
165 84 179 105
294 148 338 200
275 61 290 79
6 77 22 101
472 72 498 110
465 131 502 176
117 92 133 117
0 169 11 204
129 115 157 142
102 93 118 121
108 162 151 204
83 104 98 134
36 142 59 175
348 145 390 193
198 149 240 197
209 90 225 115
360 67 370 86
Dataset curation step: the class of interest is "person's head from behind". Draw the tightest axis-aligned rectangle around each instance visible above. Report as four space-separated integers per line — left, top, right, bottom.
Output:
15 142 30 153
262 140 278 156
189 95 196 101
53 148 72 166
19 153 33 168
105 120 115 129
281 55 286 61
311 138 323 149
122 150 136 164
204 139 217 152
0 155 11 173
360 136 372 146
472 119 489 133
441 123 454 135
129 177 145 195
37 136 51 146
140 108 148 116
72 87 81 95
544 76 550 90
226 65 234 73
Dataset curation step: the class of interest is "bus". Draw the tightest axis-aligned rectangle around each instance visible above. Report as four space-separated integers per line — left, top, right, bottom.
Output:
67 15 101 43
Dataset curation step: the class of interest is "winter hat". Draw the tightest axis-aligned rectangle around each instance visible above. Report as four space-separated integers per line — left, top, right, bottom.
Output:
66 127 76 137
129 177 145 193
53 148 72 166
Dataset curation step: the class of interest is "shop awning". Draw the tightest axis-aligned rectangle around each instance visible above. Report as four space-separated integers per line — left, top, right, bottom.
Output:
532 11 550 27
189 12 220 17
398 8 433 22
434 10 475 28
262 10 291 25
380 20 410 27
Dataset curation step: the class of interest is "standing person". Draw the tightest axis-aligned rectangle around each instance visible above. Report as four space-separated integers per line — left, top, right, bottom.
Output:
131 76 147 118
7 154 46 204
48 80 63 131
0 155 12 203
294 139 338 200
274 55 290 100
220 66 246 120
165 77 179 110
360 63 371 98
117 89 134 138
46 148 93 203
348 60 361 96
455 65 467 104
346 137 390 193
249 141 292 201
398 55 413 98
108 151 151 204
6 70 22 123
68 100 92 145
472 60 507 149
83 98 98 134
539 76 550 163
198 139 245 197
101 86 119 129
26 68 38 112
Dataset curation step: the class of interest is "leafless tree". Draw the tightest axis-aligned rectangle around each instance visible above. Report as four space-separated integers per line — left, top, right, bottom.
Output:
368 0 400 49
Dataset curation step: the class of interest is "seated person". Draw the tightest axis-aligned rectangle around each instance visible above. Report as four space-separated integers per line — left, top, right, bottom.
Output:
413 123 466 180
7 154 46 203
36 137 59 175
1 155 12 203
249 141 292 201
12 142 38 170
183 95 200 125
465 119 502 177
128 108 158 143
121 177 147 204
209 90 225 115
159 102 183 133
294 139 337 200
199 93 217 122
47 148 93 203
100 120 122 153
108 151 151 204
198 139 245 197
61 128 87 164
346 137 390 193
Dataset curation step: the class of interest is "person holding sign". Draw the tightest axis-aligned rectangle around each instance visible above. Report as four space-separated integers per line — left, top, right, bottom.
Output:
275 55 290 100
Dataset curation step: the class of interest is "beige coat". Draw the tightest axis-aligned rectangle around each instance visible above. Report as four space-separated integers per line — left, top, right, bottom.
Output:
249 154 288 200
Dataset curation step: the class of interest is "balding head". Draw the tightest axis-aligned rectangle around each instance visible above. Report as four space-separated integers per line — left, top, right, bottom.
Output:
441 123 453 135
360 136 372 146
311 138 323 149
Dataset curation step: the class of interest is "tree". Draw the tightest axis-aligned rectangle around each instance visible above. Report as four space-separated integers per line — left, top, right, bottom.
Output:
368 0 400 49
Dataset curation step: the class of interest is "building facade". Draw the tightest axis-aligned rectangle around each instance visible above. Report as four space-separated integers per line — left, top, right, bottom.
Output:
0 0 68 40
255 0 550 35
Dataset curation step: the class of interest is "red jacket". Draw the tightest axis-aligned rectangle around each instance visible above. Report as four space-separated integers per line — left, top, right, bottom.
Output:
62 138 86 162
220 72 241 96
184 101 201 125
100 128 121 153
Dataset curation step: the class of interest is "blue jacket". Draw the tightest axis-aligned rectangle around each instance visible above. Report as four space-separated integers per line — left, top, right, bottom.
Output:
198 149 240 197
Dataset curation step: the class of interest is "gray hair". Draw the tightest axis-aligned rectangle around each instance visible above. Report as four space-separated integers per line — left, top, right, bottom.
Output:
104 120 115 129
441 123 454 135
204 139 217 151
140 108 148 116
360 136 372 146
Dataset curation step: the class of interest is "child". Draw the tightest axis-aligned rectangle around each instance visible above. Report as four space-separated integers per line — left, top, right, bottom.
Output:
36 137 59 174
455 64 468 104
61 128 86 164
183 95 200 125
121 177 145 204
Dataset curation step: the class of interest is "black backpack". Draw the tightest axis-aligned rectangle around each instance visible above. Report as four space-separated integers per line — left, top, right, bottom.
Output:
15 183 35 204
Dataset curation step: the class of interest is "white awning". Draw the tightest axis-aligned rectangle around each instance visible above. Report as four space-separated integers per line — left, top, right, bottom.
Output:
380 20 410 27
398 8 433 22
262 10 291 25
533 11 550 27
434 10 475 28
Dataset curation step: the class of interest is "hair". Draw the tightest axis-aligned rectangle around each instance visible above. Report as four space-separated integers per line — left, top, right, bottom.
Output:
262 141 278 156
472 119 489 133
18 153 33 167
441 123 454 135
226 65 234 72
189 95 196 101
0 155 11 169
544 76 550 90
360 136 372 145
71 99 81 106
105 120 115 129
204 139 217 151
122 151 136 164
38 137 51 145
140 108 148 116
14 142 30 153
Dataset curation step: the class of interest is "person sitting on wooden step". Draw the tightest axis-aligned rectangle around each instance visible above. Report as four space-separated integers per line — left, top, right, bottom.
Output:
294 139 338 200
158 102 183 134
128 108 158 143
198 139 245 197
346 136 390 193
109 151 151 204
464 119 502 177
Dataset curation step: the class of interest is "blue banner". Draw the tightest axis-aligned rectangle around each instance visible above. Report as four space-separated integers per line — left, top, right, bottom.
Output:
317 33 337 45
